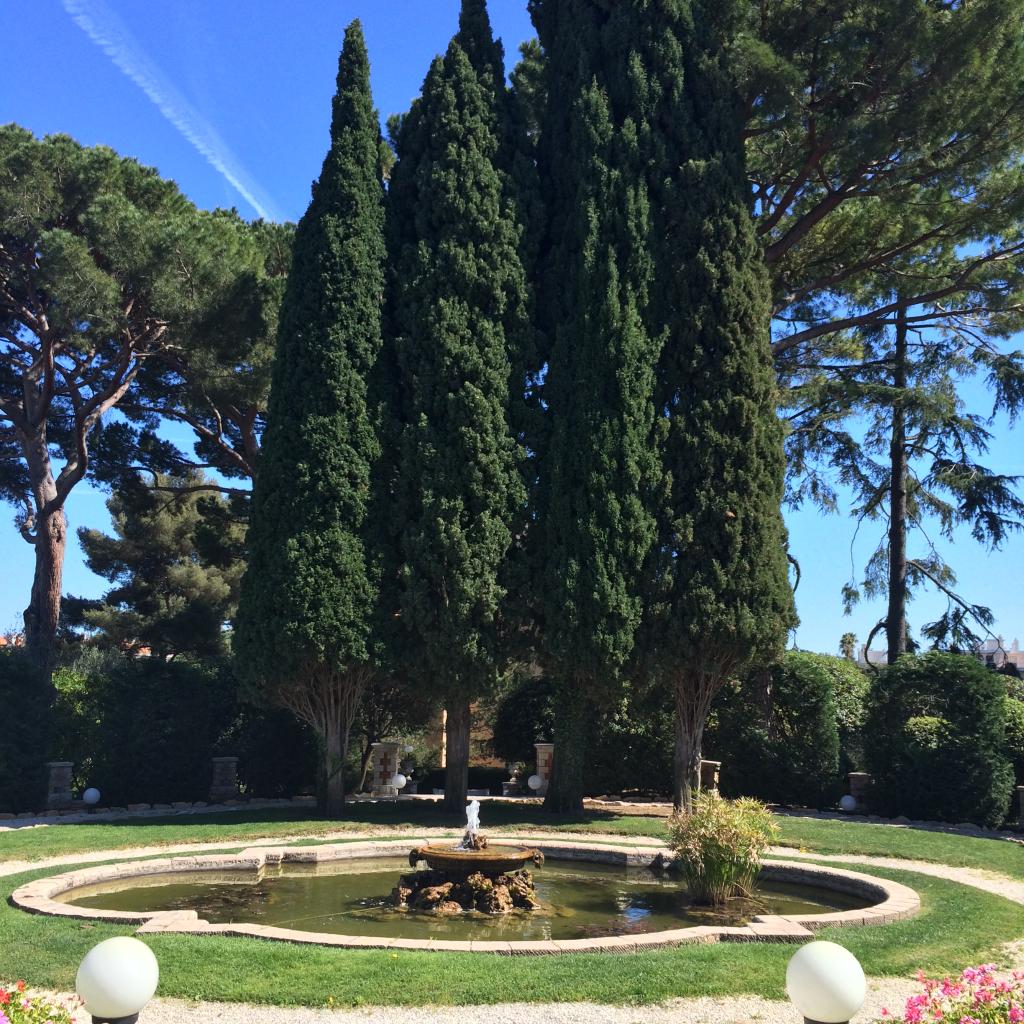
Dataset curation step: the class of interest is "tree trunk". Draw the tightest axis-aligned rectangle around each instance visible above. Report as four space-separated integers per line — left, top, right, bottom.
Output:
443 701 471 815
357 742 373 793
673 677 709 812
543 682 590 816
22 431 65 674
886 305 909 666
323 716 346 818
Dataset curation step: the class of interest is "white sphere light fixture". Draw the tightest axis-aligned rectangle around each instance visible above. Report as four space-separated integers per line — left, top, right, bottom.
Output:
838 794 858 814
83 787 102 806
527 774 543 791
392 773 407 790
786 941 866 1024
76 936 159 1023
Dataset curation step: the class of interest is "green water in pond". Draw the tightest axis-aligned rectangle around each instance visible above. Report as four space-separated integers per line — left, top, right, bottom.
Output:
60 858 868 941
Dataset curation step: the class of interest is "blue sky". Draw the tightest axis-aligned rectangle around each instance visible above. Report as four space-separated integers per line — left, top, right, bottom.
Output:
1 0 1021 655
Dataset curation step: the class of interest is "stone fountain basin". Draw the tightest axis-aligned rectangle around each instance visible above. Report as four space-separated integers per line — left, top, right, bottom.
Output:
408 844 542 875
11 836 921 954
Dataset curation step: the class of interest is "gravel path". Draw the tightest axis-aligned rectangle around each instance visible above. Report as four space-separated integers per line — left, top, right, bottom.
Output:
5 833 1022 1024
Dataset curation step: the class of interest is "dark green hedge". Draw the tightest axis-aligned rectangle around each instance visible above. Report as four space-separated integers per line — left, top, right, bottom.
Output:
864 652 1014 827
0 648 50 813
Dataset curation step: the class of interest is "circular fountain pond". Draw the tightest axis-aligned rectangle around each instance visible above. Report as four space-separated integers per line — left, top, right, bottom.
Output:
52 856 871 942
13 838 922 952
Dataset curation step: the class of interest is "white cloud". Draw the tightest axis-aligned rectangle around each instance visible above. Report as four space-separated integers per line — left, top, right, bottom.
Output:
63 0 281 222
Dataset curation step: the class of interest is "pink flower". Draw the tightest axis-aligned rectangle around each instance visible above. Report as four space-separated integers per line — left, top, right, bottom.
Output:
0 1010 9 1024
958 1016 981 1024
881 1010 891 1018
1010 1006 1024 1023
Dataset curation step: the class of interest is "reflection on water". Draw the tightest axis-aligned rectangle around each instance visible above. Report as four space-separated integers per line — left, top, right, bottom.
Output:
59 858 868 941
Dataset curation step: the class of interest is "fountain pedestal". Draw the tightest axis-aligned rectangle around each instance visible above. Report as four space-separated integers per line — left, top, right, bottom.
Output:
393 823 544 915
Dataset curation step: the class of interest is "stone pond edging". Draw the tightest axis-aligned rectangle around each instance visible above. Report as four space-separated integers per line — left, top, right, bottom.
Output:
9 836 920 954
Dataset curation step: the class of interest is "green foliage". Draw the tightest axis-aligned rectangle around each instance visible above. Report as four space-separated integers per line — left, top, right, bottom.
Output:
586 684 676 796
490 674 555 765
783 651 870 775
0 648 49 812
94 216 292 494
528 2 667 811
706 651 843 807
384 41 527 704
0 125 265 662
51 652 237 805
68 474 244 658
218 705 320 799
642 1 796 777
864 653 1014 826
667 793 778 906
1003 697 1024 786
236 21 385 684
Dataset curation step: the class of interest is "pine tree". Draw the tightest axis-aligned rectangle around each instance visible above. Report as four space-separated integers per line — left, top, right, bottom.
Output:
71 473 243 659
643 0 796 809
529 1 663 815
385 40 528 815
234 21 385 817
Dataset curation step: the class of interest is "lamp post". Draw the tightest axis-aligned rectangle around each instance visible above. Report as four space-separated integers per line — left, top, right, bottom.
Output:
76 937 159 1024
786 941 866 1024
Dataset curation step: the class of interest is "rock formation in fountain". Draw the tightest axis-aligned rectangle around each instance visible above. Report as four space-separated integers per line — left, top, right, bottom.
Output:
393 800 543 914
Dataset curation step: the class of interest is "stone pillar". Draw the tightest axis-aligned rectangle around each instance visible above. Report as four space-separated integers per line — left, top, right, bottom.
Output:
370 741 402 797
45 762 74 811
209 756 240 803
699 759 721 793
1018 786 1024 830
848 771 873 811
534 742 554 797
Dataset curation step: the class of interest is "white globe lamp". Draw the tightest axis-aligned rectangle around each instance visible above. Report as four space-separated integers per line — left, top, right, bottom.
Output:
83 787 102 806
786 941 866 1024
76 936 159 1023
527 774 543 791
838 794 857 814
392 773 407 790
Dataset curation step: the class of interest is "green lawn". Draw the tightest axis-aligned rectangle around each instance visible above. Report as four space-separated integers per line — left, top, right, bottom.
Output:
3 803 1022 1007
0 858 1018 1007
2 802 1022 880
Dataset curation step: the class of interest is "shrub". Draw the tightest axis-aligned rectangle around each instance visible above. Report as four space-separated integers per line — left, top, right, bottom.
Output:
864 652 1014 827
586 684 675 796
52 652 237 805
705 651 842 807
0 649 50 813
490 674 555 765
218 704 319 798
667 792 778 905
1004 697 1024 785
813 654 870 774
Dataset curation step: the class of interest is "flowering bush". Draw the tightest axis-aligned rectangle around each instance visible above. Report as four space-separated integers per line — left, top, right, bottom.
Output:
0 981 77 1024
879 964 1024 1024
667 792 778 905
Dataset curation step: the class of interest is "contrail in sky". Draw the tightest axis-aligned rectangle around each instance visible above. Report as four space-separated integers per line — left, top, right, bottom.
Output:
63 0 281 221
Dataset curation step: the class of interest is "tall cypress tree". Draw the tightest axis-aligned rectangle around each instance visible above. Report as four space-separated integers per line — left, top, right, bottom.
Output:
234 21 386 817
643 0 796 809
530 5 663 814
386 40 528 815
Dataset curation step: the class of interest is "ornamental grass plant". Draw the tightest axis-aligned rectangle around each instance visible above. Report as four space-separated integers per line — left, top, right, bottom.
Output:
667 792 778 905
